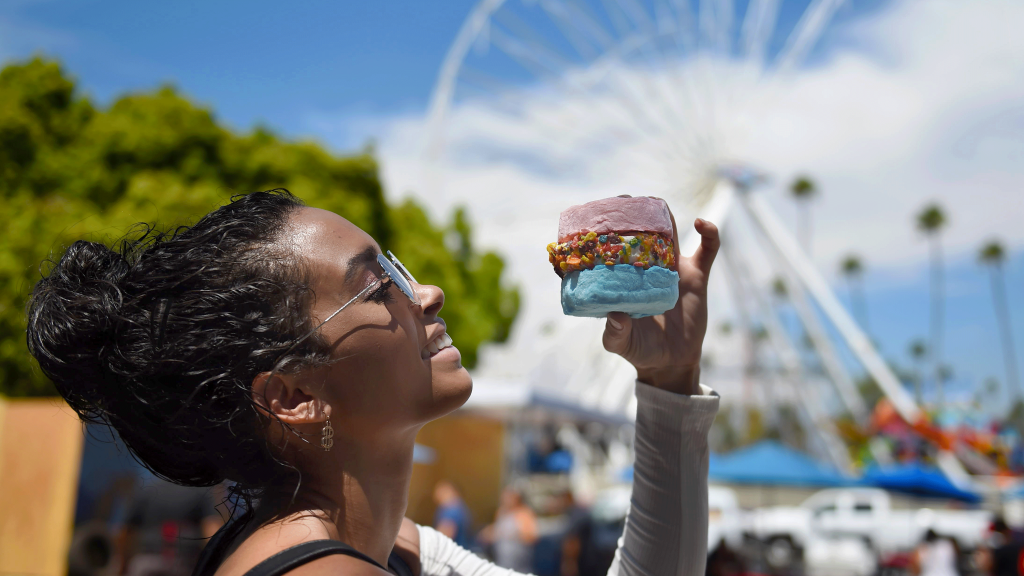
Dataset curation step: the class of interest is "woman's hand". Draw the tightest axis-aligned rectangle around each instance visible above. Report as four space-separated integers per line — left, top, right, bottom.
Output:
602 211 720 395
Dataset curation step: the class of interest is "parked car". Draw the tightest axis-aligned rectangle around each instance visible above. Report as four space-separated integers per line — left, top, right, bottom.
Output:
708 484 745 553
749 487 992 568
803 533 876 576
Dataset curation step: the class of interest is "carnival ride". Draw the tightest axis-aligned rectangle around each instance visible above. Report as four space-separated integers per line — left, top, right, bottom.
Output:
418 0 1004 485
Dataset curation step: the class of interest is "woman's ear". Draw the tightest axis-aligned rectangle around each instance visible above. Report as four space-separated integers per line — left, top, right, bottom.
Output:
251 371 329 425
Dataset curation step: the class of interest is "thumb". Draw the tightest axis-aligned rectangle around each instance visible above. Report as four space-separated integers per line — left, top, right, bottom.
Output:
602 312 634 357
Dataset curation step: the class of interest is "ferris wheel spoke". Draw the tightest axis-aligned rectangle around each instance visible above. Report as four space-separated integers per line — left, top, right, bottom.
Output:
602 40 690 137
492 8 583 69
611 0 656 33
698 0 716 52
580 34 695 146
740 0 780 65
601 75 693 159
651 0 677 37
775 0 845 75
712 0 735 54
668 0 698 52
609 68 696 161
536 0 603 60
489 26 574 80
560 0 618 51
429 0 846 203
457 65 676 171
598 0 638 38
548 47 692 159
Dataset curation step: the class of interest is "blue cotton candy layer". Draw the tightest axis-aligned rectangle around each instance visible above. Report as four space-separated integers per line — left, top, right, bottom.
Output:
561 265 680 318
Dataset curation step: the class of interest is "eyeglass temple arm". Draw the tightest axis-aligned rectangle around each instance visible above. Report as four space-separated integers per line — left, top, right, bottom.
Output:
263 278 384 385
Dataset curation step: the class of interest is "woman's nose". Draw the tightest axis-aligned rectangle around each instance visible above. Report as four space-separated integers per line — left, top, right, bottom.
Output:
416 283 444 317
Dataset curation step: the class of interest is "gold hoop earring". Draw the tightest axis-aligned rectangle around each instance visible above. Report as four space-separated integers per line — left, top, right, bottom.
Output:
321 412 334 452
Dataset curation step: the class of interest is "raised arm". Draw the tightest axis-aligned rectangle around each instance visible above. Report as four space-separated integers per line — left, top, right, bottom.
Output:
606 381 718 576
414 384 718 576
416 214 721 576
599 215 721 575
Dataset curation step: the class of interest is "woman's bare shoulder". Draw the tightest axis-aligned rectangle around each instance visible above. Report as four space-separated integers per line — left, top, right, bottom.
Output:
213 517 422 576
214 515 336 576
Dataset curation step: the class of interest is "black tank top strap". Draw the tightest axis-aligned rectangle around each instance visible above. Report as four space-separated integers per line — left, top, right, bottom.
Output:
241 540 387 576
191 510 414 576
386 551 414 576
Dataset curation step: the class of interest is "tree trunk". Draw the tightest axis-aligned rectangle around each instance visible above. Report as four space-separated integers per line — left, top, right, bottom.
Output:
990 265 1021 402
930 237 945 409
914 365 924 406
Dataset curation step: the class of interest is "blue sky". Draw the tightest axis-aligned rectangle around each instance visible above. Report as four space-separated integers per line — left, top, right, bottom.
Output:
2 0 1022 416
0 0 477 134
1 0 885 143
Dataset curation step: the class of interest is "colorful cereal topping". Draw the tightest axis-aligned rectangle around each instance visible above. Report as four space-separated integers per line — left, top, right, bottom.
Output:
547 231 675 277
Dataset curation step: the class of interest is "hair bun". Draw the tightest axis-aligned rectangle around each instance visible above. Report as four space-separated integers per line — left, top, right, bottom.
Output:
28 240 131 414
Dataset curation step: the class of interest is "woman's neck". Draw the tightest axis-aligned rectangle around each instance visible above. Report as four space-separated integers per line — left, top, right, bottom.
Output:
262 429 419 567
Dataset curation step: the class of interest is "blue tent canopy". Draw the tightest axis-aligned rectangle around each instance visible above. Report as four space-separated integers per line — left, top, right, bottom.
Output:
708 440 852 487
861 463 982 504
1004 483 1024 500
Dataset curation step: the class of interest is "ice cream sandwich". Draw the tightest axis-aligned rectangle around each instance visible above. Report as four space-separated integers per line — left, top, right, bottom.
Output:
547 196 679 318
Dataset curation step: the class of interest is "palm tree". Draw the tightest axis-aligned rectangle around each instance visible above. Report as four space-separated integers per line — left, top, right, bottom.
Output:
840 254 869 334
917 203 947 409
936 364 953 409
772 277 788 299
979 239 1020 401
790 176 817 256
909 339 928 405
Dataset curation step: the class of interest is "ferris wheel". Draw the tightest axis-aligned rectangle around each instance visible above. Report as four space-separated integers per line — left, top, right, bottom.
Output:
419 0 973 476
423 0 846 211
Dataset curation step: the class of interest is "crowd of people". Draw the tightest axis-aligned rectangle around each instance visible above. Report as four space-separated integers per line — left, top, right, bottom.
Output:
430 480 622 576
74 468 1024 576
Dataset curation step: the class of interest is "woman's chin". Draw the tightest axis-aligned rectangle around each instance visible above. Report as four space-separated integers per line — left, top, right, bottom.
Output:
429 370 473 419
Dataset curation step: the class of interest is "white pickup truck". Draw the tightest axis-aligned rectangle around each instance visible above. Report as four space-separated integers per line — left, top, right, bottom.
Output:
749 488 992 567
708 485 746 552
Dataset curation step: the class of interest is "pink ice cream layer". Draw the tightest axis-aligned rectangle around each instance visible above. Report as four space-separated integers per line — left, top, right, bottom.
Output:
558 196 673 242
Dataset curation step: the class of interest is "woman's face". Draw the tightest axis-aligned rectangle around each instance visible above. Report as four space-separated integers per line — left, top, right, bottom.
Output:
283 207 472 436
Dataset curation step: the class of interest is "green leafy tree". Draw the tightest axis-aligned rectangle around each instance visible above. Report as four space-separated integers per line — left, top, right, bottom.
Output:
0 57 518 396
916 203 947 408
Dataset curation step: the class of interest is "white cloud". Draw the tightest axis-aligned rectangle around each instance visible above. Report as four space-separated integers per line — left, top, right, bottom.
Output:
360 0 1024 386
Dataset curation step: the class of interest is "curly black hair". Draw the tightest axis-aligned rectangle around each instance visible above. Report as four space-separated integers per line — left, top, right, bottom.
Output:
26 189 331 506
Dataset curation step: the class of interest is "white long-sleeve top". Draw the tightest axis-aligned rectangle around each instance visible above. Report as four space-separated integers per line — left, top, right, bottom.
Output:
416 381 720 576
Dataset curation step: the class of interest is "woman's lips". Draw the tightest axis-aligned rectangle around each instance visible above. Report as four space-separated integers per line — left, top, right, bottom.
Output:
421 332 456 360
425 344 460 361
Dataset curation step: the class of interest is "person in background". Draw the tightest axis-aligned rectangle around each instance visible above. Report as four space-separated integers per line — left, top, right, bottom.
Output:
480 487 539 572
432 480 473 550
913 529 959 576
705 540 745 576
118 477 224 576
978 517 1023 576
558 491 590 576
